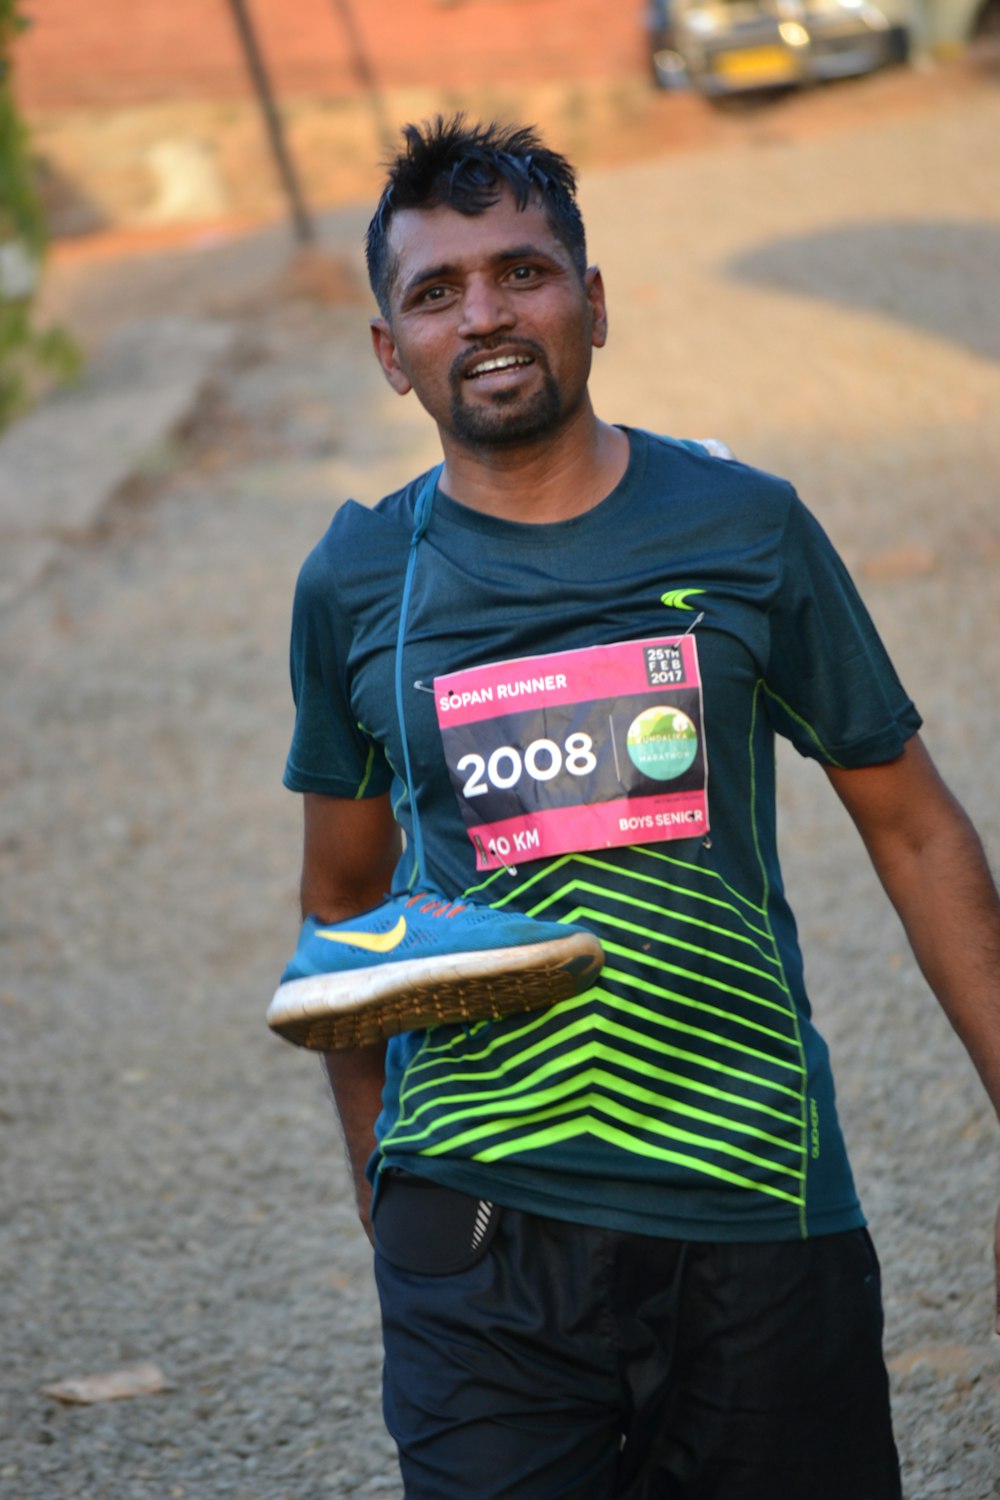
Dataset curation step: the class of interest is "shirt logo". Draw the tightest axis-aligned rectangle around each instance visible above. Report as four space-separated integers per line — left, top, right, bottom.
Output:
660 588 705 611
317 916 407 953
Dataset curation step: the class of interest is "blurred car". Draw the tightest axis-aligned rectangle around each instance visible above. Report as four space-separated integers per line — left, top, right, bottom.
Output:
649 0 910 97
647 0 1000 98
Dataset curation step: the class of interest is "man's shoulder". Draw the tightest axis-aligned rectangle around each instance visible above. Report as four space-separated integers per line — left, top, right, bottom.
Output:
332 479 419 539
638 429 798 511
299 472 433 575
290 497 404 625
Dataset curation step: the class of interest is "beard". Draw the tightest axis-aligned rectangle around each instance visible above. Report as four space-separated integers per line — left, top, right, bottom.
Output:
447 342 566 449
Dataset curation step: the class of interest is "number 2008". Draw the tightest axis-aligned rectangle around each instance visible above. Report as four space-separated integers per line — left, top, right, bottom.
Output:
457 733 597 798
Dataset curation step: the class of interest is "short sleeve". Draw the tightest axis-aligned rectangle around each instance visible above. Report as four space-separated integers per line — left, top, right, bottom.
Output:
764 495 921 767
282 532 393 799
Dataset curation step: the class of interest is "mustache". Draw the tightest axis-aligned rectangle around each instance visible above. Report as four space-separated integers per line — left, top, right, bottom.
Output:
449 337 548 386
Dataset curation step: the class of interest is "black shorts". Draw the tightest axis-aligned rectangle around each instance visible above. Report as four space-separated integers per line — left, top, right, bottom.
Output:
373 1172 901 1500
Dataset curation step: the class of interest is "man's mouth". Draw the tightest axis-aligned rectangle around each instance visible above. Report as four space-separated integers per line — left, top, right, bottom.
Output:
464 353 535 380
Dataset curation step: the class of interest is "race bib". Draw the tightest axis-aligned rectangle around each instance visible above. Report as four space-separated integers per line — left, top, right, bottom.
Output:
435 637 709 870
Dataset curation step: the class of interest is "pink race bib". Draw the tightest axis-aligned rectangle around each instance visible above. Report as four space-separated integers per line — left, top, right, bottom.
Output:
435 637 709 871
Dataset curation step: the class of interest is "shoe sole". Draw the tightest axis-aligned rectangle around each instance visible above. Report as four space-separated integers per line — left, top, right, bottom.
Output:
266 931 604 1050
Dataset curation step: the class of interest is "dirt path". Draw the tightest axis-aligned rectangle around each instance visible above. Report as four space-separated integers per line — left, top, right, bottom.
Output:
3 70 1000 1498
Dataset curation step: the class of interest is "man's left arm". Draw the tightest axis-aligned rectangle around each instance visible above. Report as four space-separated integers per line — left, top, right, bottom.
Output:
825 733 1000 1332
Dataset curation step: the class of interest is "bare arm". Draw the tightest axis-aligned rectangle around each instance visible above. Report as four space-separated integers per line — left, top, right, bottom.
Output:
825 734 1000 1330
299 790 402 1242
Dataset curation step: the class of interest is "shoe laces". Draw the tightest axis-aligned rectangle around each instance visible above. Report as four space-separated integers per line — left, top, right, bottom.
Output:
405 893 468 919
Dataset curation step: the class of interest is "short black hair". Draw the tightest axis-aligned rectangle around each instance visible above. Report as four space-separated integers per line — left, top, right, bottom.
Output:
365 115 588 318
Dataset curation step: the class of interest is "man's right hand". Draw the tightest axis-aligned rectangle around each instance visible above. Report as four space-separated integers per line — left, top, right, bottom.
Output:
322 1042 386 1244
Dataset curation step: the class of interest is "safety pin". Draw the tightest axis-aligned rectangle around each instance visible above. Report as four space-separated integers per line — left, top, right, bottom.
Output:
474 833 517 878
682 611 705 638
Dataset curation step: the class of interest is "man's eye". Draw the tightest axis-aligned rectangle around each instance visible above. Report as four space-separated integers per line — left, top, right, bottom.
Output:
510 265 538 282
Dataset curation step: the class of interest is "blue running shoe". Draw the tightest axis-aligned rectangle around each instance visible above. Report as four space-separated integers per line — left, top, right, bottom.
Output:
266 892 604 1050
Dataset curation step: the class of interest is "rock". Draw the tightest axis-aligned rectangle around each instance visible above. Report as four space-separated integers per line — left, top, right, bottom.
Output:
41 1362 167 1405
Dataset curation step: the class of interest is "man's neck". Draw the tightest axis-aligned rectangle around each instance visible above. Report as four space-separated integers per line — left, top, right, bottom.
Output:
437 409 630 525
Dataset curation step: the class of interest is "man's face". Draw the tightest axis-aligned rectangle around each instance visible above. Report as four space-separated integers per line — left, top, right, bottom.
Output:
370 190 607 450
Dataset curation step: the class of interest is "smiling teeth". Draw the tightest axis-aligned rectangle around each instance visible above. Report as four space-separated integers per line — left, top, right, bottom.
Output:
468 355 532 377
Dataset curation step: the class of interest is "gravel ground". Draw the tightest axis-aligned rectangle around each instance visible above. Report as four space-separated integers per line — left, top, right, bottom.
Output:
3 75 1000 1499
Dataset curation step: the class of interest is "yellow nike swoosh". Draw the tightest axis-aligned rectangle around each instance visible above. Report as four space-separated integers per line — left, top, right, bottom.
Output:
316 915 407 954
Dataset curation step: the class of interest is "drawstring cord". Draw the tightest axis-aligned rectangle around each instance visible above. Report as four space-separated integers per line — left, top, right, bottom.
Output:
394 465 443 886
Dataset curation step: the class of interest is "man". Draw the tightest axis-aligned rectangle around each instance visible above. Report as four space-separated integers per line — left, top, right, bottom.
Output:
273 117 1000 1499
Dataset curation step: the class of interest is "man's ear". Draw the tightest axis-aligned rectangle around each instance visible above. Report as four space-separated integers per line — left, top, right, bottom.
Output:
584 267 609 350
370 317 413 396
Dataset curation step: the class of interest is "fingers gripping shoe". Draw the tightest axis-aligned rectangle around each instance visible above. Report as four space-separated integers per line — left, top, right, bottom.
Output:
266 891 605 1050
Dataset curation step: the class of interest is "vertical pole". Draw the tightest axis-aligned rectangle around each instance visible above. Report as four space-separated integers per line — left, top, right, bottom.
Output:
327 0 393 151
224 0 315 244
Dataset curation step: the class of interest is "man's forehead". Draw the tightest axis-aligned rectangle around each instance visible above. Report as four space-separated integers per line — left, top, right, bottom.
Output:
386 190 565 271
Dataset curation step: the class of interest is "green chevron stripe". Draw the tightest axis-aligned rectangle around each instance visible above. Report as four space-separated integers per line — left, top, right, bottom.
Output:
406 984 802 1082
598 947 794 1026
598 960 798 1045
414 1087 802 1181
597 928 789 1010
600 980 799 1070
481 846 766 915
482 850 771 938
525 881 784 979
391 1074 799 1163
519 857 774 944
392 1043 802 1146
421 1104 804 1205
402 999 803 1105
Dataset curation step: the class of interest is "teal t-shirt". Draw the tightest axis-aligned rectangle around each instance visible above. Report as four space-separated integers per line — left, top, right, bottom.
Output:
284 429 921 1241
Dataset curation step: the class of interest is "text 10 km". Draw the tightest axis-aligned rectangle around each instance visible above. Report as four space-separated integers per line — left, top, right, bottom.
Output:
457 733 598 798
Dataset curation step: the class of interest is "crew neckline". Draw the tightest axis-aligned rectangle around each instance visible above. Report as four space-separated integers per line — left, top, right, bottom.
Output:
425 427 648 542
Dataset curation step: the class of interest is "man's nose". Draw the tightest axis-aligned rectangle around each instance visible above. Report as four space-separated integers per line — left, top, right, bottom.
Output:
457 278 516 338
